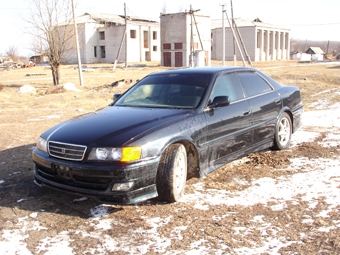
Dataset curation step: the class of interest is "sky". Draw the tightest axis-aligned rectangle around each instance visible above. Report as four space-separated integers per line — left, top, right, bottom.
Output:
0 0 339 57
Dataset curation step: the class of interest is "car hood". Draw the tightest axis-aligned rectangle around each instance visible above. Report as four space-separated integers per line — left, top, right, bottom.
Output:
42 106 191 147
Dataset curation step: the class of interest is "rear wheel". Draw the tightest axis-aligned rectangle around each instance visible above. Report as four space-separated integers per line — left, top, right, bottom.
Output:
156 144 187 202
274 112 292 150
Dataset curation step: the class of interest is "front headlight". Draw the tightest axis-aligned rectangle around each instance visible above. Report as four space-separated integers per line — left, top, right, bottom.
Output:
88 147 141 162
36 137 48 153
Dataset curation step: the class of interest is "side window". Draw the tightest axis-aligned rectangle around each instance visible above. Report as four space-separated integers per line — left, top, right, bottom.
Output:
237 72 273 97
99 31 105 40
210 73 244 103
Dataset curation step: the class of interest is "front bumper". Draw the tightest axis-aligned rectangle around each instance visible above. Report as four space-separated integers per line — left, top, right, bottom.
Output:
32 148 160 204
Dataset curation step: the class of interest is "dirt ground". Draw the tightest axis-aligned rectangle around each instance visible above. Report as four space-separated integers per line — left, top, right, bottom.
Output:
0 61 340 254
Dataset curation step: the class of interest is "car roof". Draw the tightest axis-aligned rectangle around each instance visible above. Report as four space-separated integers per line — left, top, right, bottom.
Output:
148 66 256 76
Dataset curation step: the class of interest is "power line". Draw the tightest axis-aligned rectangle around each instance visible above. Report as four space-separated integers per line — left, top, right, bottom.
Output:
288 22 340 26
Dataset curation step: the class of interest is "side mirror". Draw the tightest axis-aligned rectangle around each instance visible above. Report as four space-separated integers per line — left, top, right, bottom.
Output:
208 96 230 108
113 93 122 102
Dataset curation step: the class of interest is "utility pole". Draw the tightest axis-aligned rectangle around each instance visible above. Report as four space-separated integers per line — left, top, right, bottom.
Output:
230 0 236 66
325 40 330 55
71 0 84 86
190 5 194 67
188 5 201 67
124 3 128 68
224 9 246 66
221 4 226 66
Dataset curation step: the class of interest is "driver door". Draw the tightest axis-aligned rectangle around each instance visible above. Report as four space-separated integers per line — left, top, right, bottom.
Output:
203 72 253 170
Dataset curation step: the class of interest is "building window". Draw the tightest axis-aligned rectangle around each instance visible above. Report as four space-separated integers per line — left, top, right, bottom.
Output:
143 31 149 48
100 46 106 58
153 46 157 52
99 31 105 40
94 46 97 57
153 31 157 40
163 43 171 50
130 30 136 38
175 43 182 49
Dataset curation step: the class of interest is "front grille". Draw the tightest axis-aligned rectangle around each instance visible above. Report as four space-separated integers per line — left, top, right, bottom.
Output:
48 141 86 161
35 163 111 191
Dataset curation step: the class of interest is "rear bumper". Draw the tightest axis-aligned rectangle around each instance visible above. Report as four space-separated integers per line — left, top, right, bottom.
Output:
32 148 160 204
292 104 304 133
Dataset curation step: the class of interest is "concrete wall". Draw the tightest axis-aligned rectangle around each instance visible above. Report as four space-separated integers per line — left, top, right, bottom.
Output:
212 26 256 61
256 29 290 61
160 12 211 67
62 21 160 64
311 54 324 61
84 23 104 63
161 13 188 66
212 25 290 62
125 23 161 62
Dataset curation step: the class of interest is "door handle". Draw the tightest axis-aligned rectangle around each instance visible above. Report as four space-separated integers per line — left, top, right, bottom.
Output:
243 109 251 116
275 99 281 105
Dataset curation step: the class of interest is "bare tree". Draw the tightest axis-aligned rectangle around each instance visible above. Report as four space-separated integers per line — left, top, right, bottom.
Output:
177 3 185 12
161 0 167 14
6 46 19 62
24 0 75 85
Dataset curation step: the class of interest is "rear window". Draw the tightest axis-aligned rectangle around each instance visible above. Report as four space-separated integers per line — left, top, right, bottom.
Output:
237 72 273 97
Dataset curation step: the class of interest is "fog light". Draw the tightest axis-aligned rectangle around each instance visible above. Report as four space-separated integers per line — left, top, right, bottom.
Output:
111 182 134 191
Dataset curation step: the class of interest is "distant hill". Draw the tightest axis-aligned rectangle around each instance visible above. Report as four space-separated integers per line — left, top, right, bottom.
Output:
291 39 340 55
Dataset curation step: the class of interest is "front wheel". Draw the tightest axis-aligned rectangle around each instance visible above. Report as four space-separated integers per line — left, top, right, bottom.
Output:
156 144 187 203
273 112 292 150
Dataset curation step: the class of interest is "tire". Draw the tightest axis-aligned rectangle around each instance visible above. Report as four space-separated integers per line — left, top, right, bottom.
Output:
273 112 292 150
156 144 187 203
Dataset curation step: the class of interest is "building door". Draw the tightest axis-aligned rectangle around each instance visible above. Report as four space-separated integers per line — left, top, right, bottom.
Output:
175 52 183 67
145 51 150 61
163 52 171 67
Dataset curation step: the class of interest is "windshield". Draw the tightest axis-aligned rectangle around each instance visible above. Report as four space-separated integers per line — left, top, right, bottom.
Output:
114 73 211 109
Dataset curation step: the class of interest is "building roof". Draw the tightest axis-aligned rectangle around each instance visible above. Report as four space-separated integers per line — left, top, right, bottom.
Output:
211 18 290 31
69 13 158 26
306 47 324 54
160 10 210 18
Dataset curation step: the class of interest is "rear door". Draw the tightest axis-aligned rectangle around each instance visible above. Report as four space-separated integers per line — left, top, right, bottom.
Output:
237 71 281 146
203 72 253 168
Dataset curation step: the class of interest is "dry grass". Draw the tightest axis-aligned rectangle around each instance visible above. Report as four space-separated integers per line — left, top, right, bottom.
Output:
1 60 340 111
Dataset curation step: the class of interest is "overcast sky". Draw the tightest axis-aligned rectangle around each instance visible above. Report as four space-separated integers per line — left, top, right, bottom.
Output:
0 0 339 56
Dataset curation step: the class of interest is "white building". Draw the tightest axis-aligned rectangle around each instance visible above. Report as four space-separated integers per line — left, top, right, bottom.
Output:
62 13 160 64
306 47 324 61
160 11 211 67
292 52 312 61
211 18 290 62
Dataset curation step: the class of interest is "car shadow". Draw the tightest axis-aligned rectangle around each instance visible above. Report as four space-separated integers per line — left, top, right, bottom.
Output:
0 144 166 219
3 84 24 88
328 65 340 69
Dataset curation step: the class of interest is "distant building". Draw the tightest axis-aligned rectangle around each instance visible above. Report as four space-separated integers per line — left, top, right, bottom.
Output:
160 11 211 67
211 18 291 62
292 51 311 61
61 13 160 64
305 47 324 61
292 47 325 62
292 51 312 62
30 55 49 64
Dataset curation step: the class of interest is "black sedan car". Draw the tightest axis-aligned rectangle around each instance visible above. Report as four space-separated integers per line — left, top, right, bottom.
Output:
32 66 303 204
